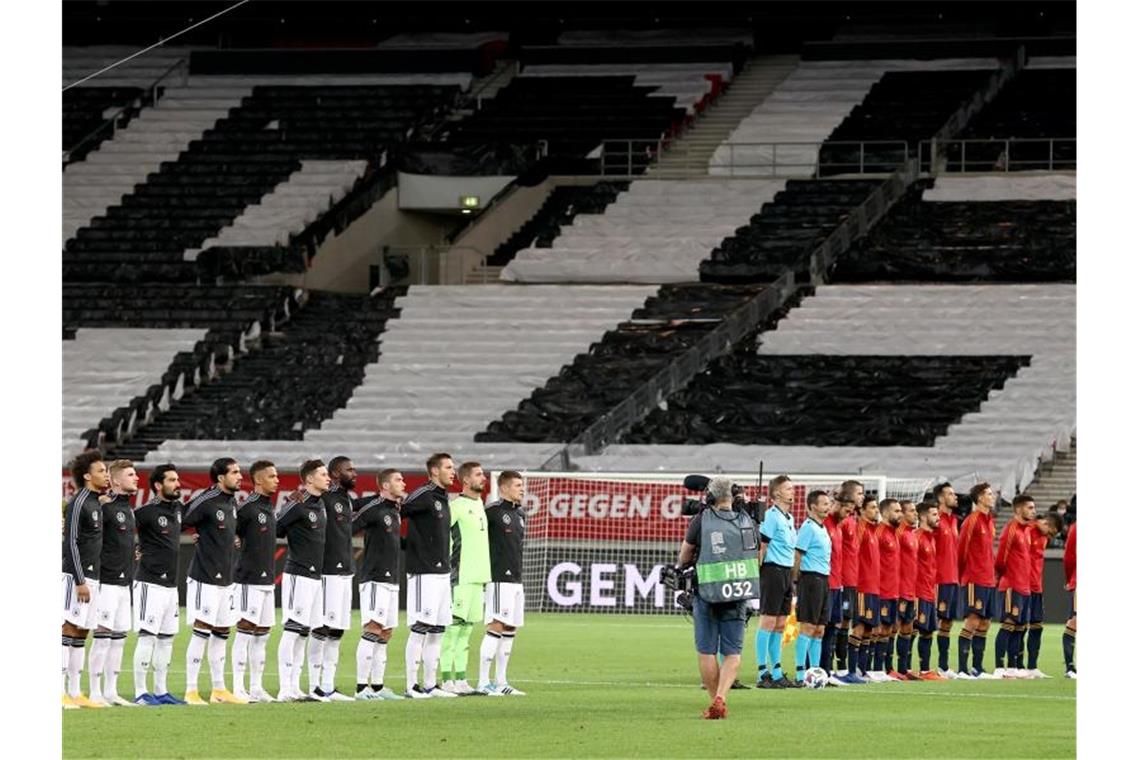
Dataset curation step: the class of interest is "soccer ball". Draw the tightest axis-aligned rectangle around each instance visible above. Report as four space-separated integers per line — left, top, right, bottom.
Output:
804 667 828 690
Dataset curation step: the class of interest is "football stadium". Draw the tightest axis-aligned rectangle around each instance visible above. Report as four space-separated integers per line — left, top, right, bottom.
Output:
58 1 1078 757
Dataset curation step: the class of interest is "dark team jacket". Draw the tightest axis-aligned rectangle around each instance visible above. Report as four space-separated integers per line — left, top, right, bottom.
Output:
235 493 277 585
320 485 355 576
62 488 103 585
134 497 182 587
99 493 136 586
353 497 401 584
183 487 239 586
277 493 327 580
402 482 451 576
485 499 525 583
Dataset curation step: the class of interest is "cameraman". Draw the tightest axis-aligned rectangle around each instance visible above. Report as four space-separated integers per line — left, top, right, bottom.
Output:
678 477 760 720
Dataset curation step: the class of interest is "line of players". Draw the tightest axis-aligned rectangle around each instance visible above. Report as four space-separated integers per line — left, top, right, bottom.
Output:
757 478 1077 687
61 451 529 708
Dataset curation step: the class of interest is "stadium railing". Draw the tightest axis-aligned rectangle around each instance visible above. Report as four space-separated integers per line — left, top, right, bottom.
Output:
921 137 1077 173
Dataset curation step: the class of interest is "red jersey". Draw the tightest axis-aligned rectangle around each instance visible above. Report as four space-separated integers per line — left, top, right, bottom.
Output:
934 510 959 584
1028 524 1048 594
995 520 1032 594
855 519 880 595
897 524 919 600
916 529 938 603
958 509 996 586
1063 522 1076 590
877 523 900 599
823 513 844 590
839 514 859 587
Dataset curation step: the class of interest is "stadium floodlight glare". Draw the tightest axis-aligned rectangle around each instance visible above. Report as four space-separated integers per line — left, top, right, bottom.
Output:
459 195 481 210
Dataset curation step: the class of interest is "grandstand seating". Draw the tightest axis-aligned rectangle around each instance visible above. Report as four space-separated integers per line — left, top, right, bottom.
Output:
503 179 786 283
63 87 144 163
708 58 997 176
699 178 882 283
489 181 630 267
110 290 404 460
477 283 766 443
832 178 1075 282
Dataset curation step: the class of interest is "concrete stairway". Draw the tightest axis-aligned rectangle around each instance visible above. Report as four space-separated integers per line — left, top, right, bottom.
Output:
1024 436 1077 507
647 54 800 178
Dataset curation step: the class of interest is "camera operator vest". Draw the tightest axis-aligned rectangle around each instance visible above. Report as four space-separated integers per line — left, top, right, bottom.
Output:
696 507 760 603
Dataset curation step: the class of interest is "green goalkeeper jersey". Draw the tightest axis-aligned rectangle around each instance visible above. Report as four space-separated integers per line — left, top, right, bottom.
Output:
449 494 491 585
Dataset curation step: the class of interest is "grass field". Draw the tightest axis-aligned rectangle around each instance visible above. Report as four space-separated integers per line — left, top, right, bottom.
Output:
63 612 1076 758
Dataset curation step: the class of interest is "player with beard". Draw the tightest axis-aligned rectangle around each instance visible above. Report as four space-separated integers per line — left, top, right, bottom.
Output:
835 482 866 685
872 499 902 681
895 500 921 680
849 498 880 681
913 502 944 679
821 484 853 685
932 483 960 677
1025 513 1061 677
308 457 359 702
89 460 139 706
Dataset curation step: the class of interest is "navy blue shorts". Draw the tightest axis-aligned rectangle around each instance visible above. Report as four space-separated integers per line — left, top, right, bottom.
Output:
916 599 938 633
879 597 898 626
842 586 857 622
962 583 996 620
1001 589 1029 625
1070 590 1076 618
936 583 958 621
856 592 880 627
828 588 844 624
692 595 747 656
1028 592 1045 624
897 598 917 625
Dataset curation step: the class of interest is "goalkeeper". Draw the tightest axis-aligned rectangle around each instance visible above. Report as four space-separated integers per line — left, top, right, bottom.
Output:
439 462 491 695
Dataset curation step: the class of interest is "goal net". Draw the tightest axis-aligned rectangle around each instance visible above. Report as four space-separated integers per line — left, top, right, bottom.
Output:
490 471 933 615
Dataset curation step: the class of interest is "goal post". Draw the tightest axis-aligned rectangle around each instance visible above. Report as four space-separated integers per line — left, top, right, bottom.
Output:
487 471 934 615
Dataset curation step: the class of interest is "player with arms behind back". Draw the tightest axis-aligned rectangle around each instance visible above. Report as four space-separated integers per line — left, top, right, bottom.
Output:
231 460 279 703
913 502 945 679
478 470 529 696
994 494 1035 678
957 483 998 679
1025 513 1061 677
441 462 492 695
932 483 960 678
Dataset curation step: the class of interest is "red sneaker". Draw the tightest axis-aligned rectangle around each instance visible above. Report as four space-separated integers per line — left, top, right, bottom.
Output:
886 670 906 681
920 671 946 681
706 696 727 720
904 671 923 682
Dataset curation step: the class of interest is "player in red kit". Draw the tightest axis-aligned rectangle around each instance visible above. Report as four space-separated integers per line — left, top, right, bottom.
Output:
994 495 1035 678
957 483 998 679
932 483 959 677
1026 513 1061 677
822 484 857 684
873 499 902 681
1062 520 1076 678
849 499 880 681
914 502 944 680
895 500 921 680
835 482 865 685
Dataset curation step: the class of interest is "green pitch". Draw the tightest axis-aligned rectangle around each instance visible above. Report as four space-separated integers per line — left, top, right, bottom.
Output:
64 613 1075 758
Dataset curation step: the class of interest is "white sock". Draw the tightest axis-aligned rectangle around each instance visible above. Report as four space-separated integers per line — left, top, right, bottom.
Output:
478 632 500 687
405 631 426 692
277 630 299 695
250 633 268 694
106 634 126 700
153 636 173 695
496 633 516 685
186 629 209 695
208 632 229 690
423 632 444 690
88 633 111 700
61 637 72 695
67 638 86 698
356 635 377 687
232 630 253 693
133 634 155 697
292 634 308 694
321 636 342 693
307 634 325 692
371 640 388 687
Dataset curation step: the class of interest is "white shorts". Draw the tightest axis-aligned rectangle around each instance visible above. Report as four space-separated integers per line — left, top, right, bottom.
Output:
237 584 276 628
407 573 452 627
187 579 237 628
485 582 526 628
94 583 132 631
321 575 354 630
360 581 400 629
282 573 323 628
62 574 99 628
134 582 180 635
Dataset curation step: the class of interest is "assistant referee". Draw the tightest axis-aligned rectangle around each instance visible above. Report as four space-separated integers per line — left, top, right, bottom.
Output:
793 490 833 685
755 475 798 688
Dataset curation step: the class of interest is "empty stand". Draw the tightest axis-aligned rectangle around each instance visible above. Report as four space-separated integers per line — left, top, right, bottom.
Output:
518 63 735 114
503 179 786 283
921 174 1075 202
700 179 881 283
478 283 766 443
63 87 144 163
489 182 629 267
832 179 1076 282
110 290 403 459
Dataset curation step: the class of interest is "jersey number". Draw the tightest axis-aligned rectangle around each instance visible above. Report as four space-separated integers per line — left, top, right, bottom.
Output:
722 581 752 599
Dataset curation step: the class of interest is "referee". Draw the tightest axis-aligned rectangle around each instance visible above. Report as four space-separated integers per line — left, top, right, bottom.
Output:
793 490 833 686
755 475 797 688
